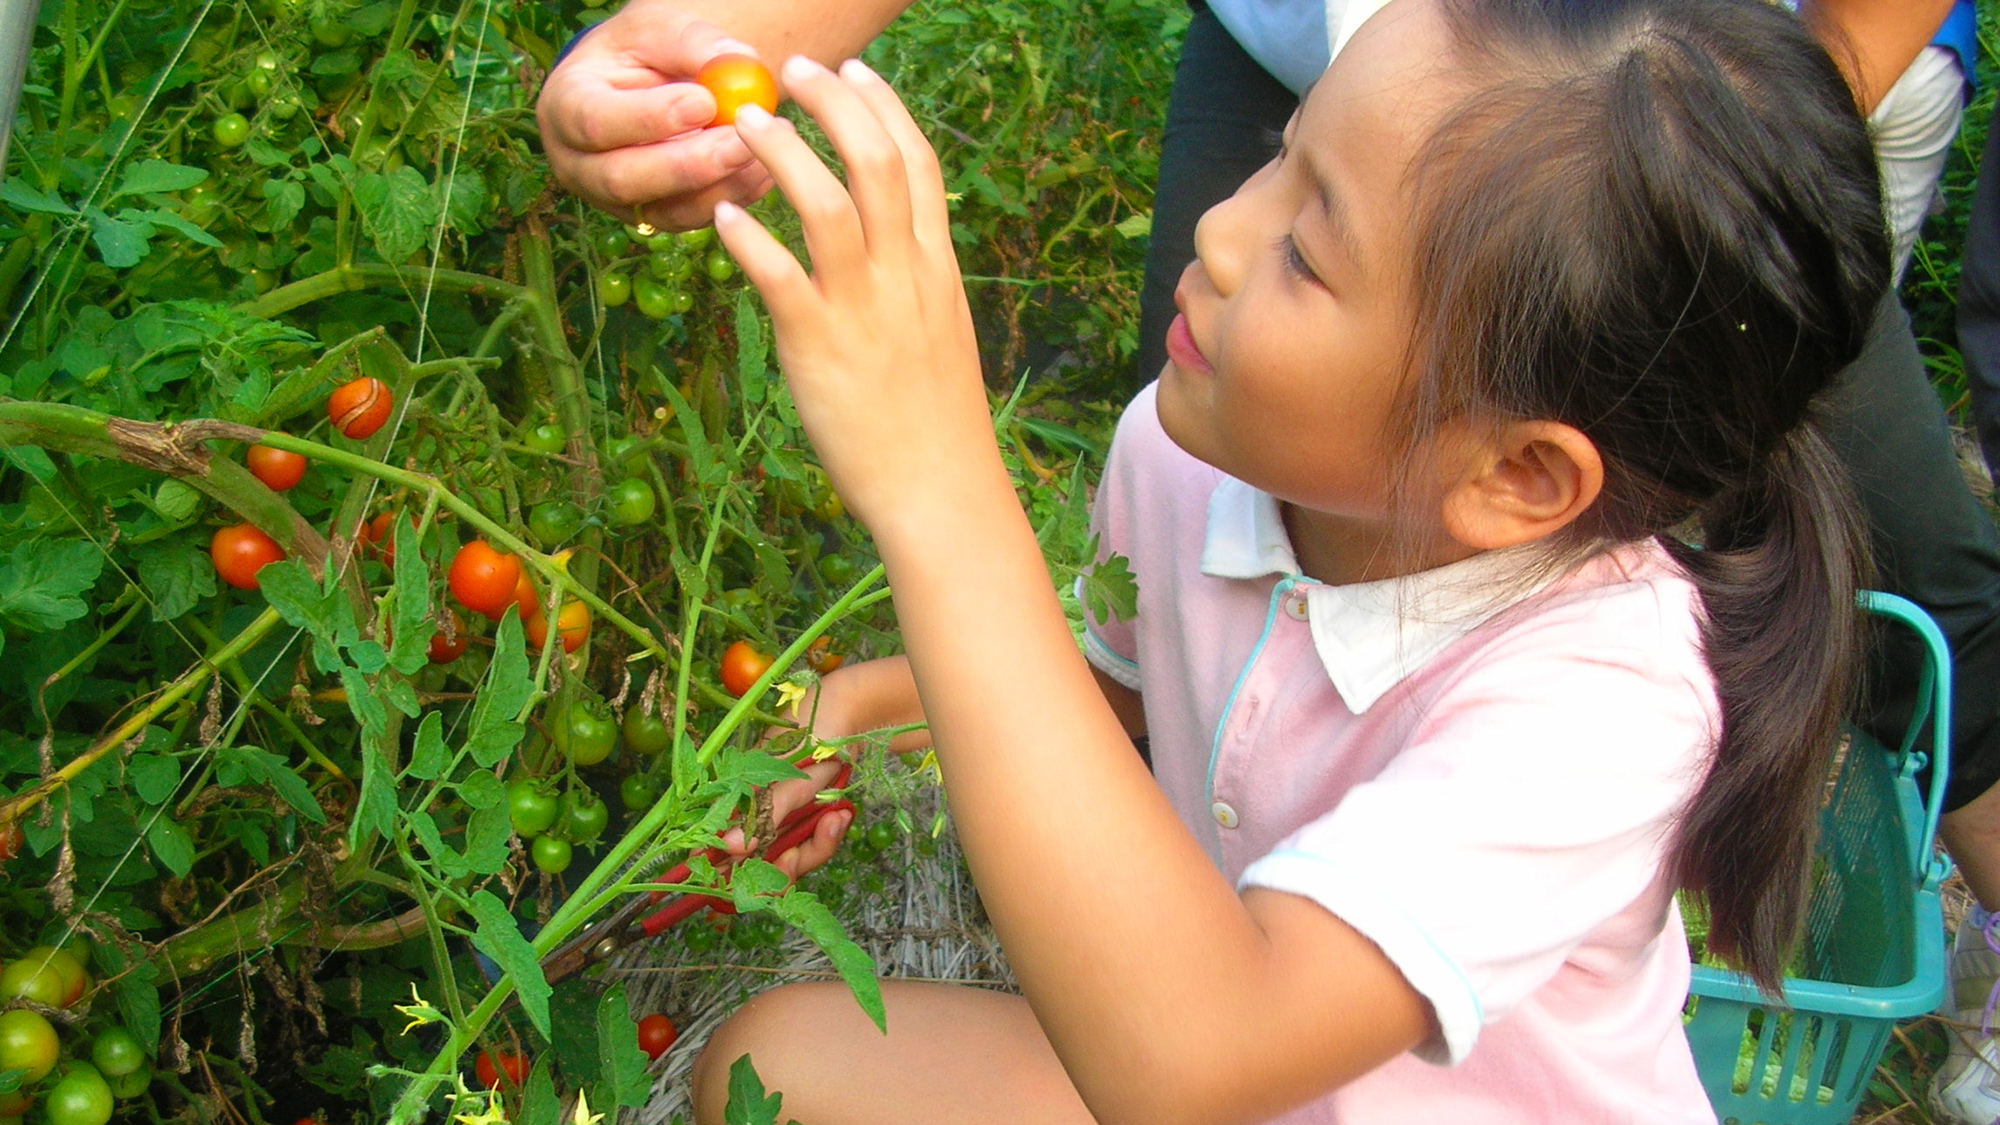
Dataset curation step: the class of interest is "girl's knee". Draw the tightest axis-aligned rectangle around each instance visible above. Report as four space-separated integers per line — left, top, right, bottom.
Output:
689 981 845 1125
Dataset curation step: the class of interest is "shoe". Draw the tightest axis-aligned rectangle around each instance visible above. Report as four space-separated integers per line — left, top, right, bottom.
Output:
1931 906 2000 1123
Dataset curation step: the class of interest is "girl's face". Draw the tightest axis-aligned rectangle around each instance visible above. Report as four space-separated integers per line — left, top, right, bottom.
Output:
1154 0 1469 583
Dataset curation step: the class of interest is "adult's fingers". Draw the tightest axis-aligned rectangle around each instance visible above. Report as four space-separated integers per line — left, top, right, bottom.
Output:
778 56 913 260
547 123 757 214
729 103 868 285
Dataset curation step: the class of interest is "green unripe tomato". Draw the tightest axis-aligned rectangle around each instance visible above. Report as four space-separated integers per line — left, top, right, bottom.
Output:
595 227 632 258
649 250 694 283
681 922 718 953
531 834 572 874
0 1009 59 1083
670 289 695 315
0 956 66 1007
621 709 672 756
704 248 736 282
645 231 680 254
212 113 251 148
90 1027 147 1078
268 91 304 121
44 1065 113 1125
619 774 660 812
106 1059 152 1099
605 435 648 474
311 18 353 47
633 277 673 320
598 270 631 307
523 422 567 455
528 500 585 546
559 790 610 843
507 780 560 837
677 226 715 252
865 822 896 851
817 553 860 588
552 700 618 767
606 477 656 526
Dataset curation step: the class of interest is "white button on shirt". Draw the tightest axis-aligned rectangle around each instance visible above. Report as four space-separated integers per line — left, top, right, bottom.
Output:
1211 801 1240 829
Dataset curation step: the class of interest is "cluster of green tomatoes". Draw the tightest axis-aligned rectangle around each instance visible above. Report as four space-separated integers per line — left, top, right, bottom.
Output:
594 226 737 320
0 946 151 1125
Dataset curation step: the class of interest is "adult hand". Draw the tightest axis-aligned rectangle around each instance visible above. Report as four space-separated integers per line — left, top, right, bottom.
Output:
536 0 778 230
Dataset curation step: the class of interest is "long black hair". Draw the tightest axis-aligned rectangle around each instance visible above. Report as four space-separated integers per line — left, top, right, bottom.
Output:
1395 0 1889 991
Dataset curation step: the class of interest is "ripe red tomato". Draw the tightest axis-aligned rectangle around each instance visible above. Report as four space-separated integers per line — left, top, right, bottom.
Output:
358 511 419 565
211 523 285 590
525 600 591 653
428 614 469 664
805 635 844 674
474 1048 528 1089
327 376 393 439
449 541 523 620
0 821 22 863
697 54 778 126
513 569 540 620
719 640 775 697
636 1013 678 1060
245 443 307 490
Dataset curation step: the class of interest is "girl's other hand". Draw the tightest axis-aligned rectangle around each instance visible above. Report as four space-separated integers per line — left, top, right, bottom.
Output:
714 57 998 541
719 758 852 880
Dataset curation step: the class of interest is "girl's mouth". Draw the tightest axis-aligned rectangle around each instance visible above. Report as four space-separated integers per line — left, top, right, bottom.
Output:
1165 312 1212 375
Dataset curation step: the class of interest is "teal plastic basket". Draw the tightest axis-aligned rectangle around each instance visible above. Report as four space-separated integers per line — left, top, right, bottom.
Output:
1683 592 1953 1125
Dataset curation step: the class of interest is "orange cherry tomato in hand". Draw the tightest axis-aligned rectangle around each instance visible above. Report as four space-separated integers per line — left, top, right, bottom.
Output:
449 541 524 620
526 600 591 653
245 443 307 490
327 376 393 439
211 523 285 590
636 1013 678 1060
719 640 775 697
697 54 778 126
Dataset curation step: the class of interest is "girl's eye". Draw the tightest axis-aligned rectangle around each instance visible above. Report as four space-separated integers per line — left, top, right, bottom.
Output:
1281 236 1321 285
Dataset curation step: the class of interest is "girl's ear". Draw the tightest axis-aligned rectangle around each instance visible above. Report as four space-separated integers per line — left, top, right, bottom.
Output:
1439 420 1603 551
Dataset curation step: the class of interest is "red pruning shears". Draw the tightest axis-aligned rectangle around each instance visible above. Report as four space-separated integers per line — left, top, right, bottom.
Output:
538 763 854 986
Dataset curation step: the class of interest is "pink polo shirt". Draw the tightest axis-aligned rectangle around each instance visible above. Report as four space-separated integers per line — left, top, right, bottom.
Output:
1081 385 1721 1124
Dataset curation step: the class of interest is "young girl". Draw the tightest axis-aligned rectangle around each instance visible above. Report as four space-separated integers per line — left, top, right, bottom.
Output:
689 0 1889 1120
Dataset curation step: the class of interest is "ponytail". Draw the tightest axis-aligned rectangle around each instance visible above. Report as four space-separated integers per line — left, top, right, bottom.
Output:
1661 420 1870 992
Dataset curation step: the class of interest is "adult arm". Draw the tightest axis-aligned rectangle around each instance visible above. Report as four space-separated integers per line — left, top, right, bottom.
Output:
1801 0 1956 114
536 0 913 229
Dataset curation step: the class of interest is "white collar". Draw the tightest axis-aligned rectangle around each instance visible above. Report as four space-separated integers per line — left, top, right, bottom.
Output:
1201 476 1557 714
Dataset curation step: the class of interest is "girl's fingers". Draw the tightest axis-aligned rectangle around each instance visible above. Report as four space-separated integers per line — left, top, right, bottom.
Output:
730 103 868 284
779 56 915 259
714 199 818 323
837 58 954 254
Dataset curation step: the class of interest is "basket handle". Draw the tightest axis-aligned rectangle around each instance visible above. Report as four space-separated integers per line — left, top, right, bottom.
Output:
1857 590 1953 891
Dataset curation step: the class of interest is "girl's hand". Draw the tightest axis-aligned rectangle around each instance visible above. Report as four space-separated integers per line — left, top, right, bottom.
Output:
718 758 852 880
714 57 999 540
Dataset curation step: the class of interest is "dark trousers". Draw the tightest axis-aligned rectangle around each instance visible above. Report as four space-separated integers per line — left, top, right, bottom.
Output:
1136 10 2000 810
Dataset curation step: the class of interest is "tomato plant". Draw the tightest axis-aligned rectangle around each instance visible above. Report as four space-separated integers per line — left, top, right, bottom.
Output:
528 501 584 546
636 1013 677 1060
619 773 659 812
211 112 250 148
327 376 393 439
526 600 591 653
43 1065 113 1125
449 541 524 620
507 781 560 837
719 640 775 697
473 1049 528 1090
697 54 779 126
246 443 307 490
606 477 656 526
530 834 572 874
558 790 609 844
0 1009 58 1084
597 271 631 307
210 523 285 590
551 699 617 767
89 1027 146 1078
522 422 568 455
621 708 672 755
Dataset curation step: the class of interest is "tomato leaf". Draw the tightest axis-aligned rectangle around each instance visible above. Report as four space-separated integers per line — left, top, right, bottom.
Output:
723 1054 786 1125
594 982 652 1109
521 1054 561 1125
84 206 155 267
468 890 551 1036
140 208 224 249
112 158 208 197
464 613 532 767
1080 541 1139 625
735 291 767 405
460 804 511 877
0 179 73 214
146 812 196 877
406 710 448 780
128 752 181 805
548 978 602 1087
94 942 162 1053
353 166 439 263
132 539 216 622
0 540 105 633
771 887 886 1033
265 178 306 230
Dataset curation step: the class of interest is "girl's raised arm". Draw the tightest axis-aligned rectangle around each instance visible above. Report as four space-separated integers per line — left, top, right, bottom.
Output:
712 56 1429 1125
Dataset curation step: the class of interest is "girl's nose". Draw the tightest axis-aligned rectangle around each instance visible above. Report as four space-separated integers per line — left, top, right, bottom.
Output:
1192 161 1270 297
